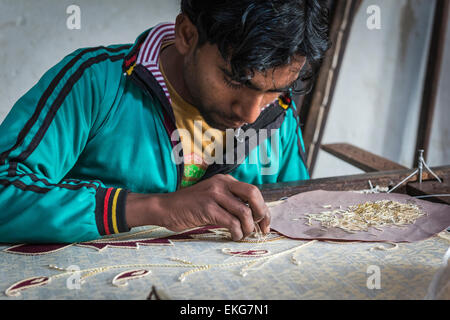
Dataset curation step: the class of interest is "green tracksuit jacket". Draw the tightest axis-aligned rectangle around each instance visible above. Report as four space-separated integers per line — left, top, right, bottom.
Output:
0 28 309 243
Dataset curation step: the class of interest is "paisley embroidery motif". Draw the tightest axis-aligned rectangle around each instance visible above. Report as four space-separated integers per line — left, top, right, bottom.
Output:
4 244 72 255
5 276 51 297
112 269 151 287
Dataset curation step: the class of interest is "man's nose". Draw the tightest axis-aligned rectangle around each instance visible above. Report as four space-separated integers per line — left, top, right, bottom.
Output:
232 93 264 124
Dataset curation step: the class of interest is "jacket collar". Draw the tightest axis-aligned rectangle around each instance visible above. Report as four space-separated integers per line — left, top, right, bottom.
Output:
122 28 148 75
122 23 175 102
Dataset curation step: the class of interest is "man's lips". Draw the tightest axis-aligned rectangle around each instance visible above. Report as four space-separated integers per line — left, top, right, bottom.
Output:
219 117 246 129
207 113 245 130
221 122 245 130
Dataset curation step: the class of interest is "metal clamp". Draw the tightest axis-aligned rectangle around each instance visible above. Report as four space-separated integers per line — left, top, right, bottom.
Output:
387 149 442 194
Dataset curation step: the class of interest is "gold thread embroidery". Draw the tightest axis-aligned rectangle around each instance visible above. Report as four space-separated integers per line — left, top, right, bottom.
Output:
369 242 399 251
169 257 193 265
437 230 450 242
178 265 211 282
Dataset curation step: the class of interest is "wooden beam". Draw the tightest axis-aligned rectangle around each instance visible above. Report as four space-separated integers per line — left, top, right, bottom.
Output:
321 143 407 172
414 0 449 163
258 165 450 202
406 180 450 205
302 0 362 174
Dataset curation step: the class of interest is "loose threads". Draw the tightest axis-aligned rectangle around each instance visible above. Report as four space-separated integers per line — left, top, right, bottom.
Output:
305 200 426 233
369 242 399 251
239 261 260 277
291 240 317 266
48 264 68 271
437 231 450 242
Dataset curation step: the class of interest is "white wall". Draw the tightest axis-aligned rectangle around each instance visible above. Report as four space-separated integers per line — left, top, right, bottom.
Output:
313 0 449 178
429 4 450 167
0 0 180 121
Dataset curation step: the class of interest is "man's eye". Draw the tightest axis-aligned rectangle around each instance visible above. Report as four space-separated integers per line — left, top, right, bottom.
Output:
222 76 244 90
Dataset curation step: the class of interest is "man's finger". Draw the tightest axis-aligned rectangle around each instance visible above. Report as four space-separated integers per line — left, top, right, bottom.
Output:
209 202 244 241
223 174 238 181
215 192 256 238
227 180 268 223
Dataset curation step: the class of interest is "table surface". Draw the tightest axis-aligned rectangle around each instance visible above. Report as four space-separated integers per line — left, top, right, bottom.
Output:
1 223 448 300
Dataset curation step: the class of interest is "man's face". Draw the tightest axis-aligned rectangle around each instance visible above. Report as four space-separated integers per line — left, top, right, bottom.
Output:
182 43 306 131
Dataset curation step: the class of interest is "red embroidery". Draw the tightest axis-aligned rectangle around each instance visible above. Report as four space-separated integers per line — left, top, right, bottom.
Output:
228 250 269 256
112 269 151 287
4 243 72 255
3 226 224 255
221 248 270 257
5 276 50 297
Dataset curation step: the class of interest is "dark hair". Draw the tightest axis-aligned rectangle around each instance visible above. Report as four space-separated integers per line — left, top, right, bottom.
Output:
181 0 330 94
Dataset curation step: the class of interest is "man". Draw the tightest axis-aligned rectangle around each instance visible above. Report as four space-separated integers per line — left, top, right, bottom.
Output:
0 0 329 243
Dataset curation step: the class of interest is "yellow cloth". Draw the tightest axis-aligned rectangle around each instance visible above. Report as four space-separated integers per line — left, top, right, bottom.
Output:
159 43 225 187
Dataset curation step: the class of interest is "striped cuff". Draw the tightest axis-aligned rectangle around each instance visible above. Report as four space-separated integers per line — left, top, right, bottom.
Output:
95 187 130 236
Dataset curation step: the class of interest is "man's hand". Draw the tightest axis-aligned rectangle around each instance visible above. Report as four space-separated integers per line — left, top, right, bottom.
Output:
126 174 270 241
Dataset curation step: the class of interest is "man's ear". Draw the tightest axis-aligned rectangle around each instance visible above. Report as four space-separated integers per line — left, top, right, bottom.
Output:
174 13 198 56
